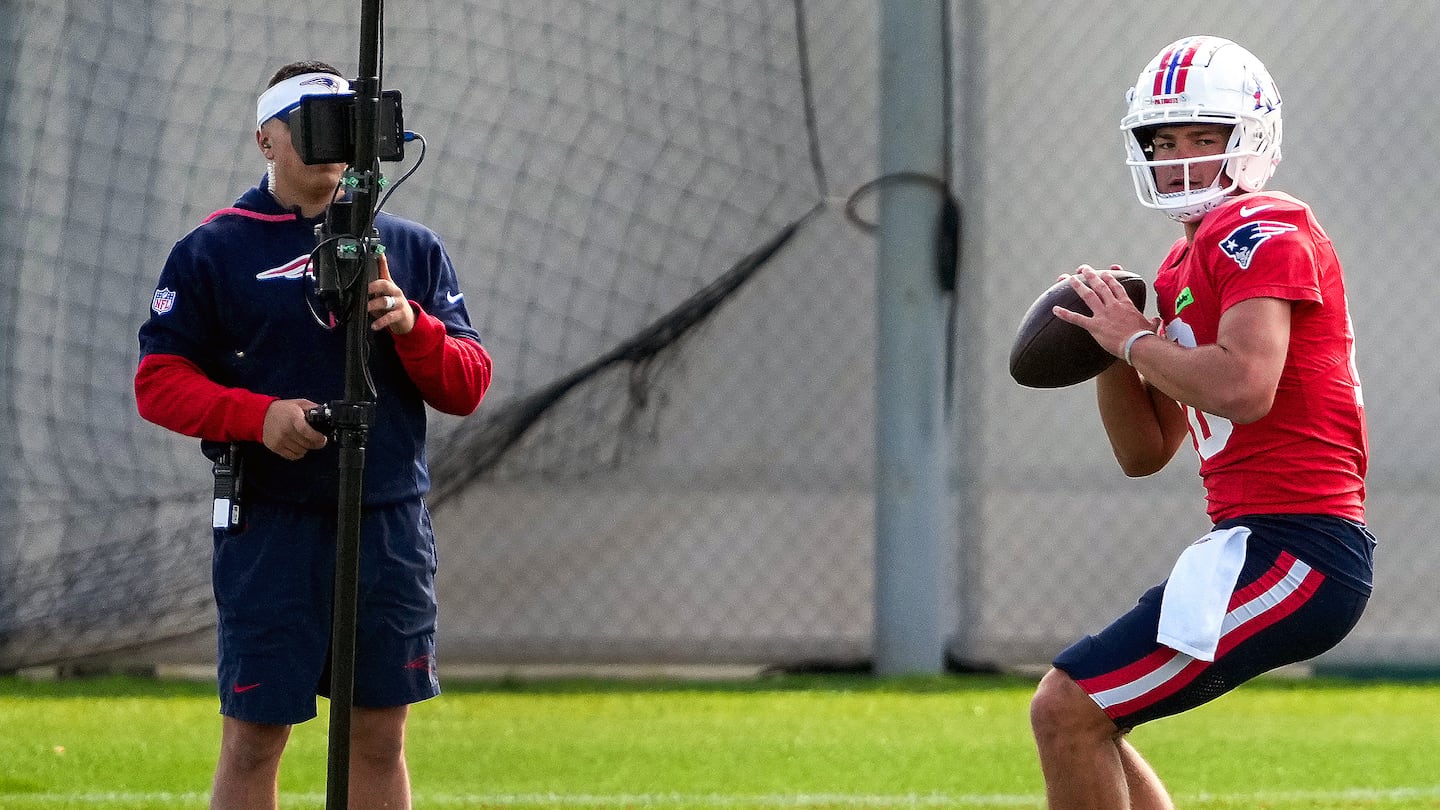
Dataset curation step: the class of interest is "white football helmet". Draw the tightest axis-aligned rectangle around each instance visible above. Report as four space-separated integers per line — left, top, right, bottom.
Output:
1122 36 1283 222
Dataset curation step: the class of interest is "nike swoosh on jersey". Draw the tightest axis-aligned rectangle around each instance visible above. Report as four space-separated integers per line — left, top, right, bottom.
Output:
233 682 262 693
446 291 464 303
1239 204 1274 217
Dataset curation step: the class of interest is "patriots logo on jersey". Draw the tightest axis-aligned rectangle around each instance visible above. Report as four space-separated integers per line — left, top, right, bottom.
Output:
151 287 176 315
1219 221 1297 270
255 255 312 281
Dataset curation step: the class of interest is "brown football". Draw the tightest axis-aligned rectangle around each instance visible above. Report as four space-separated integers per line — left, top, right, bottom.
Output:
1009 270 1149 389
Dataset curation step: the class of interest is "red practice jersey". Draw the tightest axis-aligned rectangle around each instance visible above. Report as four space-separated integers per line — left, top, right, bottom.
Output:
1152 192 1367 523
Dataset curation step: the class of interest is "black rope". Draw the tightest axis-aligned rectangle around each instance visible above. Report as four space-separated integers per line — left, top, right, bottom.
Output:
792 0 829 199
428 204 823 504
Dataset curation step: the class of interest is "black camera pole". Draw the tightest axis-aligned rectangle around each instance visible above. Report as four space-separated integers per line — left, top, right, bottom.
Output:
322 1 384 808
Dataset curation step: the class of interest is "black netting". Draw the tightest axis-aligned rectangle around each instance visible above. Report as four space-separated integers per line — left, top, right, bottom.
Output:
4 1 1438 672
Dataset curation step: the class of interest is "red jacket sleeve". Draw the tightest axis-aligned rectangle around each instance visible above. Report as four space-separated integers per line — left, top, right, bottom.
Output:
391 304 493 416
134 353 275 442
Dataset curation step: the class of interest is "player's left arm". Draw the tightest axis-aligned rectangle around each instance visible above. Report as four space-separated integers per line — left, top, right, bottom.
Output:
1094 357 1189 476
367 252 493 416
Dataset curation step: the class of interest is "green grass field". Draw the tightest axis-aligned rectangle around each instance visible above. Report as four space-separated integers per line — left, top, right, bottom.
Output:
1 673 1437 809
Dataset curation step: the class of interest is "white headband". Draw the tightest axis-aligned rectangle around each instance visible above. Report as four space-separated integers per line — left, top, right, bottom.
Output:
256 72 351 128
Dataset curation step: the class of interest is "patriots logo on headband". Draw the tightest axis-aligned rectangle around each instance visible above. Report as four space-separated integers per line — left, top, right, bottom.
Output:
299 76 342 91
1219 221 1297 270
256 72 351 127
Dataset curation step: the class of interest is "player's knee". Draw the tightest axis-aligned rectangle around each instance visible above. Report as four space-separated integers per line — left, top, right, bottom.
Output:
350 731 406 769
219 719 289 774
1028 671 1066 735
1030 668 1115 742
350 707 408 768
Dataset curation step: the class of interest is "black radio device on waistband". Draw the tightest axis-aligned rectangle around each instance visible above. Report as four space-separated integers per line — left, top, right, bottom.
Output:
211 442 244 531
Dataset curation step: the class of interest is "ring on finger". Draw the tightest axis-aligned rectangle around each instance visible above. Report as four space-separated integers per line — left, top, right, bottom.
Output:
383 295 395 311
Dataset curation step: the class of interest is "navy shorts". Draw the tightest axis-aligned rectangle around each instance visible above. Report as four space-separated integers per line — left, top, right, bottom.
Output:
1053 514 1373 730
213 498 441 725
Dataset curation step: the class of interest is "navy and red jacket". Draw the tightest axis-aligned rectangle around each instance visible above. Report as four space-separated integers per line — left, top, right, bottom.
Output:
136 179 492 505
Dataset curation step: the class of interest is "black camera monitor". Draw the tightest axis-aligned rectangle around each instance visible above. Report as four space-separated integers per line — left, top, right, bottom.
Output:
290 90 405 165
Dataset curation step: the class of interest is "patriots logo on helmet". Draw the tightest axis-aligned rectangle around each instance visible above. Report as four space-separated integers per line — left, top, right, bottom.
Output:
1219 221 1297 270
151 287 176 315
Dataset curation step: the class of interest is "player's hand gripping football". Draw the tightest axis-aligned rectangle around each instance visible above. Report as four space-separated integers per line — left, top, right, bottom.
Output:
1053 264 1161 360
367 253 416 335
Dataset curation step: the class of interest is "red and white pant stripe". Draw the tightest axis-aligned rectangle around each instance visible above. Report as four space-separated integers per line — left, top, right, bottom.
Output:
1078 552 1324 720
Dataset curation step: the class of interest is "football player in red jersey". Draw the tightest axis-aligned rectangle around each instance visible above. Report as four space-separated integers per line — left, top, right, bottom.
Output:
1030 36 1374 809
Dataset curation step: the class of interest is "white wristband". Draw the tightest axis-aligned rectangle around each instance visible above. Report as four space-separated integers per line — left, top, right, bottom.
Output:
1122 330 1156 366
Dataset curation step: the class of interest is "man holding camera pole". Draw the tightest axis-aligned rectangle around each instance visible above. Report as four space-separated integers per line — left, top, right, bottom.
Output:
135 60 492 809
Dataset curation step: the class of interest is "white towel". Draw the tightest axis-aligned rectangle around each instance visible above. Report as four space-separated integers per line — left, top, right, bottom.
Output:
1156 526 1251 662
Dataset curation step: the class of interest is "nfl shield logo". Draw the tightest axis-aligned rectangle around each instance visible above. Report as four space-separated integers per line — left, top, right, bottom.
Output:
151 287 176 315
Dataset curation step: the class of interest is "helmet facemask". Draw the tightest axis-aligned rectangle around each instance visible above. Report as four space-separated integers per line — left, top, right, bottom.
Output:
1126 120 1247 222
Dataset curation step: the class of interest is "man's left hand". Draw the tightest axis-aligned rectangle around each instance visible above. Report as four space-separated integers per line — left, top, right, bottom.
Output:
368 253 416 335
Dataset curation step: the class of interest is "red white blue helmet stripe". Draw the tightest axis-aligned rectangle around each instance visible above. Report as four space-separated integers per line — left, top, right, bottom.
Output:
1153 38 1201 96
